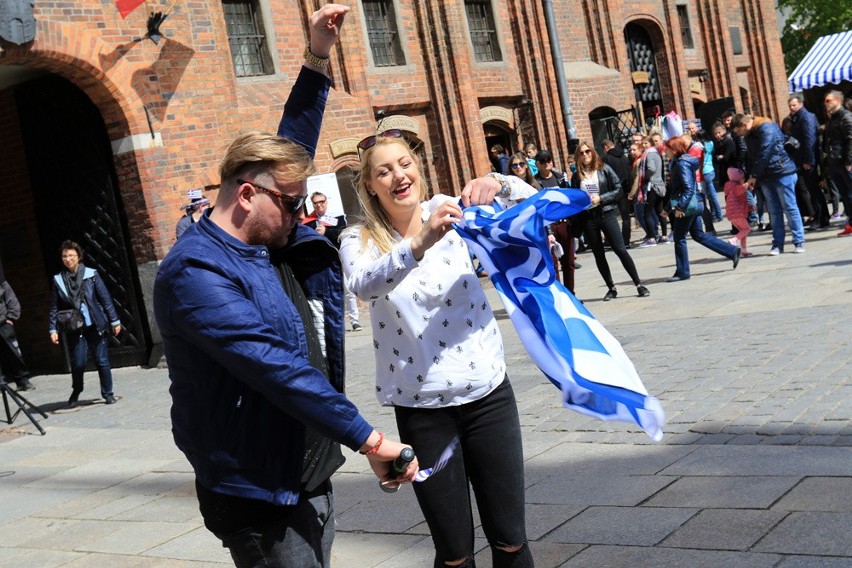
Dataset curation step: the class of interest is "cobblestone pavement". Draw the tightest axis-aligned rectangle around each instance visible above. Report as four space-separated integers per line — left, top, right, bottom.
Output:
1 219 850 567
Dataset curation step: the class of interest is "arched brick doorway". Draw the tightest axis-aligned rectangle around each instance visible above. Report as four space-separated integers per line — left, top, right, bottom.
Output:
624 21 674 129
7 74 151 372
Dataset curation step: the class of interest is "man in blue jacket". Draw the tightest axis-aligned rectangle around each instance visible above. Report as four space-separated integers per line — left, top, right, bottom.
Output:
733 113 805 255
153 6 416 567
788 95 829 230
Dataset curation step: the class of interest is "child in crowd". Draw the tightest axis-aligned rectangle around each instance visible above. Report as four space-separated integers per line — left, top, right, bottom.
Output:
725 167 752 257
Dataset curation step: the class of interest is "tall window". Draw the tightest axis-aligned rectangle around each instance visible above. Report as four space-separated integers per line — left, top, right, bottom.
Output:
676 5 695 49
729 26 743 55
362 0 405 67
223 0 274 77
465 0 502 62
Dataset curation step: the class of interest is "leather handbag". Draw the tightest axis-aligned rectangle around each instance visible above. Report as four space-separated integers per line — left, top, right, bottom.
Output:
670 193 700 216
56 308 84 332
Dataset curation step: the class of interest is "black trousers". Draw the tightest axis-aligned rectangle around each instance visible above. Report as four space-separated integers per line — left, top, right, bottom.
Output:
583 208 642 289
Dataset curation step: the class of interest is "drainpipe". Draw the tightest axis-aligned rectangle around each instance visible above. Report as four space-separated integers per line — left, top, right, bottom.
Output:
542 0 576 140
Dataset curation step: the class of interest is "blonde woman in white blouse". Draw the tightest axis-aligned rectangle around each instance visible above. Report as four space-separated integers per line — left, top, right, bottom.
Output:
340 133 534 568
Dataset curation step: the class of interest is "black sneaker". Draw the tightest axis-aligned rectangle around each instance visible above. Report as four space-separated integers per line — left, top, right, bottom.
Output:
104 395 117 405
603 288 617 301
352 323 363 332
16 378 34 391
637 285 650 297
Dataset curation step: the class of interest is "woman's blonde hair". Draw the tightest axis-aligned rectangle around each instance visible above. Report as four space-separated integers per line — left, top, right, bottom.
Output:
349 136 429 254
218 131 315 195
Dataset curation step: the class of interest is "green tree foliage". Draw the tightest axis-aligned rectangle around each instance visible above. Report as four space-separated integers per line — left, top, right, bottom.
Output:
778 0 852 75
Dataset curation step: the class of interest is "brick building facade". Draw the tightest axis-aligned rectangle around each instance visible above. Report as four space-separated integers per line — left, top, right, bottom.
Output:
0 0 787 372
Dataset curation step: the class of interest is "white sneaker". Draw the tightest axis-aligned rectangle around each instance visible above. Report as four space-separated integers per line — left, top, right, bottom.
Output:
769 247 781 256
794 244 805 253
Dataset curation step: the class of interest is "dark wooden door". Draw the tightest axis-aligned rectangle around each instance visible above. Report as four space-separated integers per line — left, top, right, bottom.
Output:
15 75 150 369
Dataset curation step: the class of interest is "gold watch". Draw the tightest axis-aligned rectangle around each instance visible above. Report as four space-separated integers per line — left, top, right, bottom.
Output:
304 44 330 69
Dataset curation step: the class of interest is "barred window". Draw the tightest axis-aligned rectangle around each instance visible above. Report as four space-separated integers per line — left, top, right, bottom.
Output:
676 5 695 50
465 0 502 62
363 0 405 67
223 0 274 77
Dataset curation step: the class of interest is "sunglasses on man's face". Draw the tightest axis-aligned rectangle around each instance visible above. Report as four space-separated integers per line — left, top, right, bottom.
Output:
237 179 307 214
357 129 404 151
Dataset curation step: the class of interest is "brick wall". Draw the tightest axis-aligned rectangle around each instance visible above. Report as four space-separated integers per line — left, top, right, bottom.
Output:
0 0 790 369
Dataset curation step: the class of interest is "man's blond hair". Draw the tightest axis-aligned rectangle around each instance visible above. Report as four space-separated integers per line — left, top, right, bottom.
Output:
218 131 316 194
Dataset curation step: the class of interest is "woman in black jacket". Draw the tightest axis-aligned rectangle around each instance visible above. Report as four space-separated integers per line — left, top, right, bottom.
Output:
571 142 649 301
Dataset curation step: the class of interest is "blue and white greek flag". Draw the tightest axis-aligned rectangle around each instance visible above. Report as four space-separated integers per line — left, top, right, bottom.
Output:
455 188 665 442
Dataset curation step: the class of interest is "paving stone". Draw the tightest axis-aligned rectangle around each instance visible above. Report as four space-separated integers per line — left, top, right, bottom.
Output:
753 512 852 556
545 506 697 546
558 544 781 567
527 475 674 507
659 446 852 477
660 509 788 550
141 526 231 563
776 556 852 567
643 476 800 509
772 477 852 512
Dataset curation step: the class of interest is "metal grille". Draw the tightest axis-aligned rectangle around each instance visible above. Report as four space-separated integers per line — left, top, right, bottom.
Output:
465 0 502 62
363 0 405 67
223 0 273 77
676 5 695 50
625 24 662 103
604 107 642 150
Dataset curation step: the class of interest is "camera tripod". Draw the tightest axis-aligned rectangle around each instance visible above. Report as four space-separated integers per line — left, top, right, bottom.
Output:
0 376 47 435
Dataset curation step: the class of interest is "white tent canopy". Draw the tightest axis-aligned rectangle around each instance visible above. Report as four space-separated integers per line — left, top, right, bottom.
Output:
788 30 852 92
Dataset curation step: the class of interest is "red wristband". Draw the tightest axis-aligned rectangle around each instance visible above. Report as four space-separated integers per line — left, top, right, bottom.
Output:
361 431 384 455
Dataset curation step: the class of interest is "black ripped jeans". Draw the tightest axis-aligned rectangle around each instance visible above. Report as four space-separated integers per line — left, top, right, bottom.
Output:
395 378 533 568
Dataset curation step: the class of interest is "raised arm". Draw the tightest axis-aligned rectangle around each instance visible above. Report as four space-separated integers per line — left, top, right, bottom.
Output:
276 4 350 157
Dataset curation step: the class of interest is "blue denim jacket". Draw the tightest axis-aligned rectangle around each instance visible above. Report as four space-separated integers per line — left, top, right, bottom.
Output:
154 67 372 506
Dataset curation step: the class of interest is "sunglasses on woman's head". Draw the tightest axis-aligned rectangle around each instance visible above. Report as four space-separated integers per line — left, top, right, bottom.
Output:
357 129 404 151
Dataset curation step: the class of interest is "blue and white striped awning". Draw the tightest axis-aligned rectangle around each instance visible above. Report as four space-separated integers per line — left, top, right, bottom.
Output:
788 31 852 92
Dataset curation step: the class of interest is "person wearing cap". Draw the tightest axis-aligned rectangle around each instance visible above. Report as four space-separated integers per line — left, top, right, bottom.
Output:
175 188 211 239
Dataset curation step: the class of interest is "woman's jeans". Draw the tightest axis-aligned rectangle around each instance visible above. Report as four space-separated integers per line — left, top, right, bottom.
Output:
671 203 738 279
761 173 805 249
642 192 668 238
67 325 113 397
395 379 532 568
704 171 723 220
584 209 642 288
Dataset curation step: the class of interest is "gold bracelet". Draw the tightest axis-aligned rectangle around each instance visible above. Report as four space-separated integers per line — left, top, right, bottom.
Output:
304 44 330 69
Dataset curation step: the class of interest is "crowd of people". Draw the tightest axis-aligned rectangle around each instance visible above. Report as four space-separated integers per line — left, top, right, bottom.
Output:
5 4 848 565
494 90 851 298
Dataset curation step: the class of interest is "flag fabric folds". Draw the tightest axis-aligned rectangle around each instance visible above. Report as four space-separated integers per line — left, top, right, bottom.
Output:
455 188 665 442
116 0 146 19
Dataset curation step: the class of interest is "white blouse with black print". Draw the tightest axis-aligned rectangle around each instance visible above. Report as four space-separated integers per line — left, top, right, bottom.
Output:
340 194 506 409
